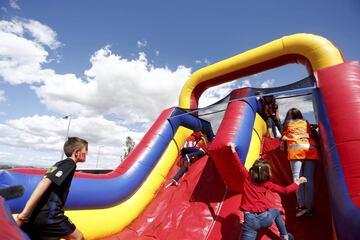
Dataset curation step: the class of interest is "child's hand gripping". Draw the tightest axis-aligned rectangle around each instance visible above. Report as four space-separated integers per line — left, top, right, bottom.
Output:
279 140 286 151
228 143 236 152
294 176 307 185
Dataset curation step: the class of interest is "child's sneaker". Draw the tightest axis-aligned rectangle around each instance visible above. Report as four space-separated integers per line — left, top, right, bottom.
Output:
296 207 313 218
171 179 180 186
165 179 180 188
281 233 294 240
295 205 305 211
303 208 314 217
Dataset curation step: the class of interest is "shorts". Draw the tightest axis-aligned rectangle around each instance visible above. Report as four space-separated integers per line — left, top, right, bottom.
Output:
21 217 76 240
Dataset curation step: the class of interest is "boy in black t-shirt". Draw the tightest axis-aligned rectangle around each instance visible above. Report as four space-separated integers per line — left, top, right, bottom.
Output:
16 137 88 240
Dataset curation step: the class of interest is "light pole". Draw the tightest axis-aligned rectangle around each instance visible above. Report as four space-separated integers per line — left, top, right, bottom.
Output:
96 146 104 168
61 115 72 160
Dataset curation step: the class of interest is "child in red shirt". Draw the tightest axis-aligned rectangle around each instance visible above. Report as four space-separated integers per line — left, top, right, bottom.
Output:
229 143 306 240
170 130 208 186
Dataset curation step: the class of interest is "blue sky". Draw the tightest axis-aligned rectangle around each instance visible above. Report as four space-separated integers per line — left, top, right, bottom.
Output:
0 0 359 168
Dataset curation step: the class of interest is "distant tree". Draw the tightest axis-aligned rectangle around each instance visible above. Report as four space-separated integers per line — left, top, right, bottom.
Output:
121 136 135 160
0 165 12 170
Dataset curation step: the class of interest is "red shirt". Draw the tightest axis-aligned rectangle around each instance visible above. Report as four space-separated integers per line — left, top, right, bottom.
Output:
232 151 299 213
183 134 207 153
183 135 197 148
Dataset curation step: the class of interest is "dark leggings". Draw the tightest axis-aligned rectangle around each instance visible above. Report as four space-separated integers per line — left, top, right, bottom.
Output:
266 116 282 137
172 148 205 182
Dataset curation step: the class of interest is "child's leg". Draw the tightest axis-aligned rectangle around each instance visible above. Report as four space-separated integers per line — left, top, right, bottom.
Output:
266 117 275 138
172 149 203 182
241 213 260 240
64 228 84 240
268 208 288 236
172 166 188 182
267 117 281 138
23 218 78 240
181 147 200 156
186 150 205 161
303 160 316 209
274 117 282 133
290 160 304 206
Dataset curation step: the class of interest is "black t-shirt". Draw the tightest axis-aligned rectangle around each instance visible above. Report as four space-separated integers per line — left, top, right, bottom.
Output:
28 158 76 224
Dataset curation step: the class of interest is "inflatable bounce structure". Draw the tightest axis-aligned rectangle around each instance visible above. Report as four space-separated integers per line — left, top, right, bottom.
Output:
1 33 360 239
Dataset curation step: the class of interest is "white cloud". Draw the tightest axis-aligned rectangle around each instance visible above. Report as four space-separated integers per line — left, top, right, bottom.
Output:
23 20 61 49
0 16 316 169
0 19 58 84
154 50 160 56
199 80 244 107
194 58 211 65
0 18 196 168
198 78 278 107
0 115 73 151
241 79 251 87
0 19 23 34
0 90 6 102
1 19 191 125
0 115 144 168
137 40 147 48
0 146 58 168
34 47 191 124
277 94 314 121
9 0 20 10
261 79 275 88
0 19 60 50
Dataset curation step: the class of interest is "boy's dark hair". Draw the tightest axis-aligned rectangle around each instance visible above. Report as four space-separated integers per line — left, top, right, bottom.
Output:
63 137 88 157
249 158 271 184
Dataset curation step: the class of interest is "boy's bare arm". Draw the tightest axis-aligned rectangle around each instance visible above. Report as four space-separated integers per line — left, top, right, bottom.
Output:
16 177 52 226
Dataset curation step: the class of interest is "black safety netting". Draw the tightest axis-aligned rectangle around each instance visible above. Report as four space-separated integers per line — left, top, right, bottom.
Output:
177 75 318 135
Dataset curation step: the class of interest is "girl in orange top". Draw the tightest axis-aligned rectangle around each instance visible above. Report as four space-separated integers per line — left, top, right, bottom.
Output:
280 108 320 218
